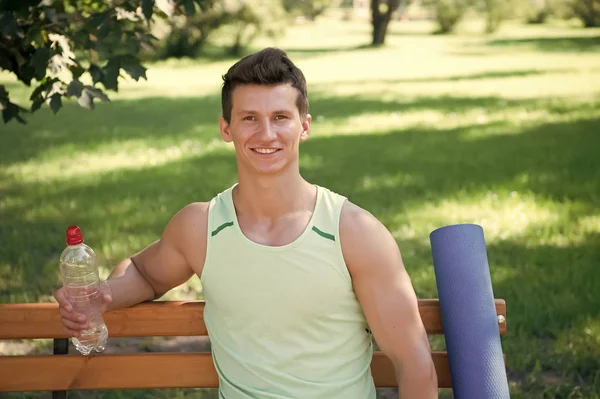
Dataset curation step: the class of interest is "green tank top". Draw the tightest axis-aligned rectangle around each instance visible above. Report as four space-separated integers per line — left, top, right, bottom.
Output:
201 184 376 399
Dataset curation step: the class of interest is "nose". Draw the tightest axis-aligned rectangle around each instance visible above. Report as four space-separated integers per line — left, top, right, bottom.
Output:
258 119 277 140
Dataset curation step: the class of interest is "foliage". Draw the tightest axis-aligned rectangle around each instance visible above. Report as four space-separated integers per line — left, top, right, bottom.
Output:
282 0 335 21
571 0 600 27
158 0 228 59
0 0 208 125
523 0 552 23
481 0 512 33
425 0 470 33
159 0 286 59
225 1 286 57
519 0 573 24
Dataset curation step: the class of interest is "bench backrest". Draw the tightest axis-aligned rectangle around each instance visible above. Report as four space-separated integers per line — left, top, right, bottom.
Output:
0 299 506 393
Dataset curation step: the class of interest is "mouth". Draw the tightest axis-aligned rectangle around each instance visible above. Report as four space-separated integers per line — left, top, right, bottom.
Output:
251 148 281 155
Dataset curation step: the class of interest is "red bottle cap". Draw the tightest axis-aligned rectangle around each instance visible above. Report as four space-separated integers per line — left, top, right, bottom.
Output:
66 225 84 245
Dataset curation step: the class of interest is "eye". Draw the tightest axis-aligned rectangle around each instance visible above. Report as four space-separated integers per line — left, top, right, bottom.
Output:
275 115 288 120
243 116 255 121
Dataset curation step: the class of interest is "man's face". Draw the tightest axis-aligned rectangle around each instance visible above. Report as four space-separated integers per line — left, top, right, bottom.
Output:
219 83 311 176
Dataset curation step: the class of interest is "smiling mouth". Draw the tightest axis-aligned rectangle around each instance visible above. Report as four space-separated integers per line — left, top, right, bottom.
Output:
252 148 280 154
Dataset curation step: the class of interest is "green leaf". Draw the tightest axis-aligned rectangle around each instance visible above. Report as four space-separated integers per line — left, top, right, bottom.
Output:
29 47 52 80
102 59 120 91
0 13 19 37
31 97 44 112
0 84 9 101
97 19 111 40
89 11 109 30
70 63 85 80
66 79 84 97
119 55 147 81
0 49 12 71
2 101 28 124
89 64 103 85
182 0 197 15
142 0 155 21
24 25 45 47
29 77 59 110
49 93 62 114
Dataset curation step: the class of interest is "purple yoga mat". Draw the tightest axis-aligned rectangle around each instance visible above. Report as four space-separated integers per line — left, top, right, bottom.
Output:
429 224 510 399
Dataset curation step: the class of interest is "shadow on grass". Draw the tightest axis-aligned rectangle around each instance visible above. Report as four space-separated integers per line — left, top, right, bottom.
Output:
0 91 546 167
284 44 375 54
0 93 223 166
486 35 600 53
322 68 573 87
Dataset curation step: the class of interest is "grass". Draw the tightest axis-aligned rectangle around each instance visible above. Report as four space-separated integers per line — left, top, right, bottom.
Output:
1 13 600 399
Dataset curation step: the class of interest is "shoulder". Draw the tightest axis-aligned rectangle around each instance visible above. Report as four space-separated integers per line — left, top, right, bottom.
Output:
162 202 211 249
339 200 391 243
339 201 403 276
169 202 211 231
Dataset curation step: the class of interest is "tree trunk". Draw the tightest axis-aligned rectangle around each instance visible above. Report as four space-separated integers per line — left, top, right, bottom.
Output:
371 0 402 46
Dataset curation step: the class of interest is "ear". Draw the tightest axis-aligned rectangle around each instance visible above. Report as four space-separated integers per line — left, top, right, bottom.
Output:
219 116 233 143
299 114 312 142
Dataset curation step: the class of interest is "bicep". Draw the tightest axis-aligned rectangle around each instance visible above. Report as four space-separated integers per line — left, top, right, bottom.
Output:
341 204 430 363
132 238 194 295
131 203 208 295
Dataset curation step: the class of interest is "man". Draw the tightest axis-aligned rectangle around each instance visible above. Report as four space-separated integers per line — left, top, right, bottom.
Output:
54 47 438 398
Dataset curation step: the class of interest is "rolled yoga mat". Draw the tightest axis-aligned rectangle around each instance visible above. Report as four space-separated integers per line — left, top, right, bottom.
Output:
429 224 510 399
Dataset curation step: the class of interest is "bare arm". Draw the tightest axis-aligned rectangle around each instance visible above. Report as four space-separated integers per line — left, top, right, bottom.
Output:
54 202 209 334
106 202 209 311
340 202 438 399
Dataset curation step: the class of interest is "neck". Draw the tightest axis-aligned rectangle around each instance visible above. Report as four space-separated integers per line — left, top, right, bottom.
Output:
233 168 315 220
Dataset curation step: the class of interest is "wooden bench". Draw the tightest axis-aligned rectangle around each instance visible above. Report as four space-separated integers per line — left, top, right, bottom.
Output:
0 299 507 397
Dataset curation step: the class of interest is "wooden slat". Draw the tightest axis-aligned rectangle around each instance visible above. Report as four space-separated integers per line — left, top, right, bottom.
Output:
0 299 506 339
0 351 454 391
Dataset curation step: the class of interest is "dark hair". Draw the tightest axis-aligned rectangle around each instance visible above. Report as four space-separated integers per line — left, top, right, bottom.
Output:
221 47 308 123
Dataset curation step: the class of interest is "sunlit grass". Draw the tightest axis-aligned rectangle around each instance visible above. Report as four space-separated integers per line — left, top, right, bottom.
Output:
4 137 230 183
397 191 561 242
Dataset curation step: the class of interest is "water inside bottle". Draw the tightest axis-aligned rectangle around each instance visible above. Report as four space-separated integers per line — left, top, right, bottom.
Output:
72 324 108 355
66 281 108 355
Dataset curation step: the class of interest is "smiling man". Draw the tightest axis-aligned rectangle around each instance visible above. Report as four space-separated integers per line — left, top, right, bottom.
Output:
54 48 438 398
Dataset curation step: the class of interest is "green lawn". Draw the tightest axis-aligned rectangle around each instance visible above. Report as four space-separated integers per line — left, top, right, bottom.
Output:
1 13 600 399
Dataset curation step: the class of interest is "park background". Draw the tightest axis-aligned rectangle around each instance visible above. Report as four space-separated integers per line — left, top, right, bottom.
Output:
1 0 599 398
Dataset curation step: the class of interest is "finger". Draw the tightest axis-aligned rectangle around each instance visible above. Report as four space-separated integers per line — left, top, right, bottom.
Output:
62 326 81 338
62 317 90 331
58 306 86 322
103 293 113 303
53 289 73 312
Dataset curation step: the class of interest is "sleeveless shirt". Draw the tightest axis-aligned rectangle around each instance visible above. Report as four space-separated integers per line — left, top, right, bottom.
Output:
200 184 376 399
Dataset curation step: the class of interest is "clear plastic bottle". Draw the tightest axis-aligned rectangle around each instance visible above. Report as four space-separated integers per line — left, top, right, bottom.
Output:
59 225 108 355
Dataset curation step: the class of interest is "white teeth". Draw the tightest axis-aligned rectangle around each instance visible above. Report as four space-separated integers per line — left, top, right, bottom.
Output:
254 148 277 154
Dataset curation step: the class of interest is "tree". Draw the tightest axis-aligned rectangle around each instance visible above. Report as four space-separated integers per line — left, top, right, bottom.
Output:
425 0 470 33
159 0 285 59
482 0 506 33
282 0 334 21
0 0 203 125
572 0 600 27
524 0 551 24
371 0 402 46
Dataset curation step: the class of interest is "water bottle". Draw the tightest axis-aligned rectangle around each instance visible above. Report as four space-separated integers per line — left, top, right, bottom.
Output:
59 225 108 355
